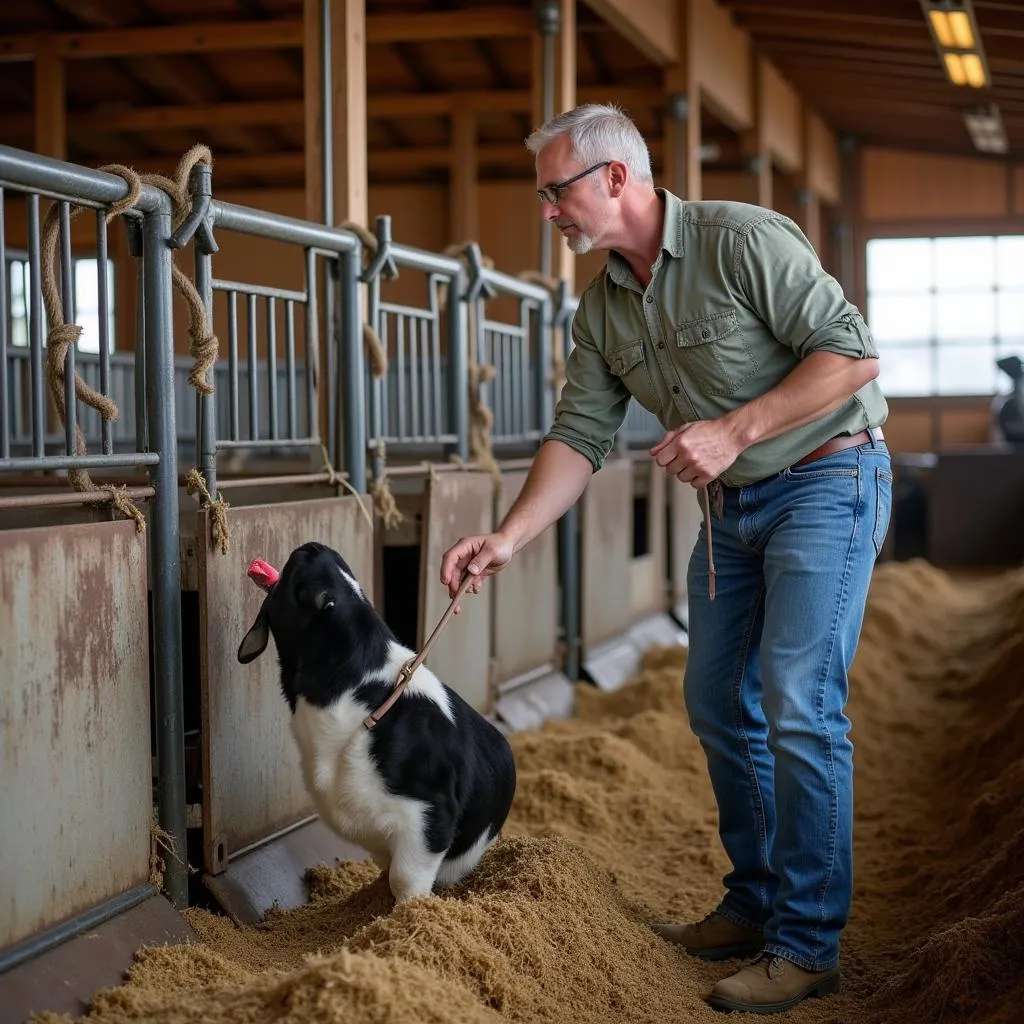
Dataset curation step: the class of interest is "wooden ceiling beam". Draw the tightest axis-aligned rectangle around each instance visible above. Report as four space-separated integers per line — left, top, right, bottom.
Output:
0 9 539 63
105 137 673 182
723 3 920 27
581 0 678 65
0 86 665 138
731 18 931 49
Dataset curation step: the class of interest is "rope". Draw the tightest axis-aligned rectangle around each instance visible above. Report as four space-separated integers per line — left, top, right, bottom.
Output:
443 241 500 489
185 468 230 555
367 441 404 530
39 145 219 535
318 442 374 533
517 268 567 394
338 219 388 380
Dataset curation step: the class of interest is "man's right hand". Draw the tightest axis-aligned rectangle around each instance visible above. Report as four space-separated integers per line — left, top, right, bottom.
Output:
440 532 516 605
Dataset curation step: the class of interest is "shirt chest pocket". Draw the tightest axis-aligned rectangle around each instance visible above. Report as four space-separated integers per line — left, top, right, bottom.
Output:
608 339 659 413
675 310 759 397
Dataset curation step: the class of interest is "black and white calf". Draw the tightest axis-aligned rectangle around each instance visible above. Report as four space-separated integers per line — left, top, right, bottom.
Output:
237 541 517 903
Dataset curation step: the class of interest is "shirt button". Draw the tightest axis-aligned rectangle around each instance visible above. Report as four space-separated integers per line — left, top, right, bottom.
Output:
672 385 681 394
645 295 654 303
657 341 665 349
701 328 711 339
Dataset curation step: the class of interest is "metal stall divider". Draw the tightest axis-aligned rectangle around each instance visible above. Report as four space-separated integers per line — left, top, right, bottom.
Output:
360 216 498 716
463 250 575 730
0 145 194 1020
184 188 377 924
557 293 684 692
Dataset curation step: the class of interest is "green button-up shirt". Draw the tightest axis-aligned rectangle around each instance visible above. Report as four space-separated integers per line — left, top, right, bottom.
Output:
544 189 888 488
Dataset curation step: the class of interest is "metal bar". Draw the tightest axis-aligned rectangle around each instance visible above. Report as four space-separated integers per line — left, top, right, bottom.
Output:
0 486 154 511
560 505 581 682
448 268 469 461
339 247 365 492
480 268 550 305
96 209 112 455
211 278 305 303
247 292 258 441
285 298 297 438
420 318 430 439
214 437 317 451
0 883 157 975
304 249 318 439
215 471 347 491
195 237 217 493
0 452 159 472
227 291 239 441
266 296 279 440
142 200 188 909
0 187 8 459
59 202 76 456
432 308 442 440
536 300 554 438
367 274 384 479
409 314 419 438
210 202 361 255
27 194 44 457
0 145 164 214
396 314 406 439
521 324 530 437
132 243 148 452
379 300 450 319
320 0 332 227
503 331 512 439
325 258 336 462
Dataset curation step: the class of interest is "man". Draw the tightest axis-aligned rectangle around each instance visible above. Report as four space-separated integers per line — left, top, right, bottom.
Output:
439 103 891 1015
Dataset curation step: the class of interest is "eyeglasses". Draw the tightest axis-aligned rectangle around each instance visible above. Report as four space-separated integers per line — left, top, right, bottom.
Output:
536 161 611 206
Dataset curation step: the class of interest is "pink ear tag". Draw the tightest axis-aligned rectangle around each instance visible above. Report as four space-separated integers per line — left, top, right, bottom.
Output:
247 558 280 592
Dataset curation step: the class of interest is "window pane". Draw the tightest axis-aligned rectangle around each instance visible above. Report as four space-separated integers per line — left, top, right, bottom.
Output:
935 291 996 340
998 291 1024 341
866 238 933 293
935 236 995 291
868 294 933 343
72 258 115 354
936 343 998 394
996 237 1024 288
877 346 933 397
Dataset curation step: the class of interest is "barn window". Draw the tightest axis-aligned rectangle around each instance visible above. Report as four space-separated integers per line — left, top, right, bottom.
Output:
866 235 1024 396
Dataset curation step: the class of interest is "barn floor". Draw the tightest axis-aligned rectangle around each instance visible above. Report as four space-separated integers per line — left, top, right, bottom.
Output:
32 558 1024 1024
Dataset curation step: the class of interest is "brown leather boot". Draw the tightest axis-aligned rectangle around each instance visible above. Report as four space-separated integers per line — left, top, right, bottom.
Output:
707 953 840 1014
651 912 764 961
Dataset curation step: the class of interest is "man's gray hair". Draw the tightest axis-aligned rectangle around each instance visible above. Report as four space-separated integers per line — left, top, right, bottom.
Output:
525 103 654 185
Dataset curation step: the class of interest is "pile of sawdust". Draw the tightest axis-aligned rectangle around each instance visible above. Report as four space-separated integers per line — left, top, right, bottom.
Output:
33 558 1024 1024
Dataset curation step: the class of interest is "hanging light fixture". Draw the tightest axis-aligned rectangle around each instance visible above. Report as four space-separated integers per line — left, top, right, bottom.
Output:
920 0 991 89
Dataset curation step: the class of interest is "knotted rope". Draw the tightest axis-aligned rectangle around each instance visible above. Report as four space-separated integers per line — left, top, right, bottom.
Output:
40 145 220 537
517 268 568 395
338 220 389 380
443 241 500 489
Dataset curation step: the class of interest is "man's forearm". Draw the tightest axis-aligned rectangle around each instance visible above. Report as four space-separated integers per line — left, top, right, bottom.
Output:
498 439 594 552
723 352 879 450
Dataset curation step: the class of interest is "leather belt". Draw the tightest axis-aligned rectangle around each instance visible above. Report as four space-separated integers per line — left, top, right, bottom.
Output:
793 426 884 468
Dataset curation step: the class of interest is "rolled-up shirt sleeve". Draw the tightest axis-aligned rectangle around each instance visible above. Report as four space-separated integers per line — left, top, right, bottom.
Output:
735 214 879 361
542 296 631 472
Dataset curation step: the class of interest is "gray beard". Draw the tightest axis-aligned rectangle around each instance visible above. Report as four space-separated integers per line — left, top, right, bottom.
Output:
566 231 594 255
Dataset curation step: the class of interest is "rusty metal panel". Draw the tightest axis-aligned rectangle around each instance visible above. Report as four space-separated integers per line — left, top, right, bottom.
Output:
491 469 559 683
0 521 151 951
630 460 669 620
669 479 704 627
198 495 374 874
580 457 633 650
420 470 494 712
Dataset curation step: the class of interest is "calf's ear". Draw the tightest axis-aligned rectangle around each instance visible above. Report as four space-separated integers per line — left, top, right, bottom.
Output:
238 604 271 663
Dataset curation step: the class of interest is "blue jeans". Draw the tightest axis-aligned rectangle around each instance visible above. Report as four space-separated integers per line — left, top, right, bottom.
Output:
683 439 892 971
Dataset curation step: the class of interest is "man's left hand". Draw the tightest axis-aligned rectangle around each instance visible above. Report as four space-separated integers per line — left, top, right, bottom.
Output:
650 419 743 487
